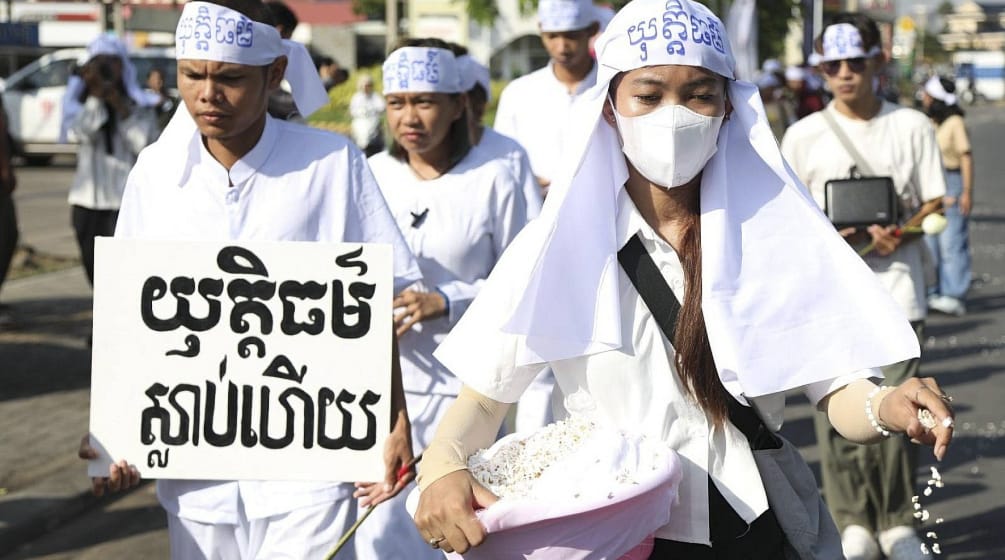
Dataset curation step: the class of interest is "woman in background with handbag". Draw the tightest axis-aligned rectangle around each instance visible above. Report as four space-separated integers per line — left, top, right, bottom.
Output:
412 2 956 558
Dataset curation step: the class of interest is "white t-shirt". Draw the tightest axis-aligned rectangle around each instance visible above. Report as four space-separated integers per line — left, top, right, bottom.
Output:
781 102 947 321
472 127 543 219
115 116 422 524
493 61 597 184
368 150 527 396
434 188 872 545
68 96 159 210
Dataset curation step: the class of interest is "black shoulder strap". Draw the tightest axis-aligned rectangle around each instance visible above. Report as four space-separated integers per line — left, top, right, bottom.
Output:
617 234 769 446
617 234 681 342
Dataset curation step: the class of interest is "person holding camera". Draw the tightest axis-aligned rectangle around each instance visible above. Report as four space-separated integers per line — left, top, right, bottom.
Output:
60 34 160 287
781 14 946 560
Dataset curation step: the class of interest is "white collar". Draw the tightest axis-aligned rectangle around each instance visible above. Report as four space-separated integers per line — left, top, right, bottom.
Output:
545 60 598 95
191 115 280 187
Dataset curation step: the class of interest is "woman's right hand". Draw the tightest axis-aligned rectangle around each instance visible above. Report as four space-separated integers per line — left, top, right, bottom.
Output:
78 435 141 496
413 470 499 554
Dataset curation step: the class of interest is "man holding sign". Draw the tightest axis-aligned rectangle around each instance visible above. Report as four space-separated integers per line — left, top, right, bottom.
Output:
78 0 421 558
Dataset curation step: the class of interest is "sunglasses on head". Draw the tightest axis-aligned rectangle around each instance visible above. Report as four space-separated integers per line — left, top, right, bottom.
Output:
821 57 867 76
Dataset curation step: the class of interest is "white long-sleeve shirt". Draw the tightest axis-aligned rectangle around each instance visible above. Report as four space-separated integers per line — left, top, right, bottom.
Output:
493 61 597 184
434 187 872 545
68 96 159 210
116 116 421 524
368 150 527 396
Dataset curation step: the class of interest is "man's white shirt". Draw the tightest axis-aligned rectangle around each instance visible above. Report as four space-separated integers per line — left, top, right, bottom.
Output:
781 102 947 321
115 116 421 523
493 61 598 184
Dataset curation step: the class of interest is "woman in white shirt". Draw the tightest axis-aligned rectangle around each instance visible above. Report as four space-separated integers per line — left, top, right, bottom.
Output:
352 39 527 559
62 34 159 285
412 1 955 558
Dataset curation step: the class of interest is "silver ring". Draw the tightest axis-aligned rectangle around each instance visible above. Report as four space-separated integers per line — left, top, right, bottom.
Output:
939 392 954 403
429 537 444 548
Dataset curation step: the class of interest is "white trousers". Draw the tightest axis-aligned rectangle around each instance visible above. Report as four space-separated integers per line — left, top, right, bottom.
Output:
353 392 456 560
167 498 357 560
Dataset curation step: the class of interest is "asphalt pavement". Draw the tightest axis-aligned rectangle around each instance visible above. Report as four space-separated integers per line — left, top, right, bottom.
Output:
0 106 1003 559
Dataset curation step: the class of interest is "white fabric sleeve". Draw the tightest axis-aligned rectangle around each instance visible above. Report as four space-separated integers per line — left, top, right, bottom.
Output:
804 367 882 406
416 385 511 490
346 144 423 293
70 96 110 142
514 147 543 220
114 151 150 238
436 167 528 323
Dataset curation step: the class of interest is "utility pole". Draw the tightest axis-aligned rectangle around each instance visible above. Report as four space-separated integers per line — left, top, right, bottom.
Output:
385 0 398 55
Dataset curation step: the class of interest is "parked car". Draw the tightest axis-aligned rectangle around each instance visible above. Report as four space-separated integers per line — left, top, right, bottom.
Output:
0 47 176 165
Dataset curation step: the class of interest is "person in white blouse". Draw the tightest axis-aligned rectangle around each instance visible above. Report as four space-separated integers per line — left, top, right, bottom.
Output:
412 1 955 558
78 2 421 558
351 39 528 559
61 34 160 286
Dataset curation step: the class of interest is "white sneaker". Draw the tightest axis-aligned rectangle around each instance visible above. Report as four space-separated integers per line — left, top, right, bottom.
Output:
928 295 966 316
879 526 927 560
842 525 881 560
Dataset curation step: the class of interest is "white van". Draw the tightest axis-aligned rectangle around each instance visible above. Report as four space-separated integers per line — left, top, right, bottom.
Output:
0 47 176 164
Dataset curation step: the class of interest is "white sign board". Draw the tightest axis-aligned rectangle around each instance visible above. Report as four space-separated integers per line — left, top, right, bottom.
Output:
88 239 393 482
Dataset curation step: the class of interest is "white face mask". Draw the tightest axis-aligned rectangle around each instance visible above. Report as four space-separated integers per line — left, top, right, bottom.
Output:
610 100 724 188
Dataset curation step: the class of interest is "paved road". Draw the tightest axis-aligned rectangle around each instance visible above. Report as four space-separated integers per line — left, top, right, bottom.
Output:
1 105 1003 559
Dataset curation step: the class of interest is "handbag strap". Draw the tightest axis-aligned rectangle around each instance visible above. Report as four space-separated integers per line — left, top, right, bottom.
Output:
616 234 767 445
821 108 876 177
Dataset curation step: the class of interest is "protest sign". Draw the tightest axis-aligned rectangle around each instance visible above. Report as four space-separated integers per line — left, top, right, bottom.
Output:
87 238 393 482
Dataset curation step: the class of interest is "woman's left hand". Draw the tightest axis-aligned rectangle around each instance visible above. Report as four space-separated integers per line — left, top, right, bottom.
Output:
878 377 955 461
394 290 447 336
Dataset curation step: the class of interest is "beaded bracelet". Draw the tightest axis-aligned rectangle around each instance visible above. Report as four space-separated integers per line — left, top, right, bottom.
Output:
865 385 893 437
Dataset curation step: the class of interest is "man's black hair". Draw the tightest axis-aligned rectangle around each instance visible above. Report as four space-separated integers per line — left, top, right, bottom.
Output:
266 1 298 35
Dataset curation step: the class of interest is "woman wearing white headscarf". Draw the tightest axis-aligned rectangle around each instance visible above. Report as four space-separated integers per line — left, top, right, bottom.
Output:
412 1 955 557
351 38 528 559
62 34 160 286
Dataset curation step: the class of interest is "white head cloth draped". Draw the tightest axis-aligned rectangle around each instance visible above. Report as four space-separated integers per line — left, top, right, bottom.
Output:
819 22 881 62
538 0 599 33
436 0 918 400
60 34 161 143
381 47 463 95
924 75 958 106
157 1 329 184
457 55 492 102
